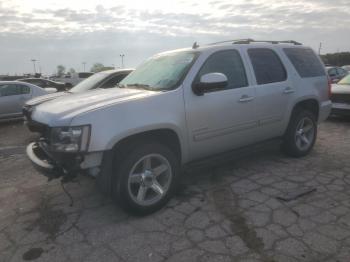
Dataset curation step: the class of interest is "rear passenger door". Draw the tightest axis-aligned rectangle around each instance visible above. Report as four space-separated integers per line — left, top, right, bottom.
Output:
246 48 295 139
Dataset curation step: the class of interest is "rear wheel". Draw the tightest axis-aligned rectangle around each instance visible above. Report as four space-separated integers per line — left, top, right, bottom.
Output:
282 109 317 157
112 142 179 215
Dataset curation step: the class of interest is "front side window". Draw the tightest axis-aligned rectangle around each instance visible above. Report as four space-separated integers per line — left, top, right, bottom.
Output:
195 50 248 90
0 84 22 96
248 48 287 85
284 48 325 78
120 51 198 91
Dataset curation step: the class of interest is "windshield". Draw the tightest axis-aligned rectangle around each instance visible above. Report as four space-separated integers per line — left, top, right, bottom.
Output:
69 72 106 93
119 51 198 91
338 75 350 85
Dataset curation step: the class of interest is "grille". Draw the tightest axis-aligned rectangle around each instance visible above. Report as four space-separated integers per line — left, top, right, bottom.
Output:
331 93 350 104
27 120 50 139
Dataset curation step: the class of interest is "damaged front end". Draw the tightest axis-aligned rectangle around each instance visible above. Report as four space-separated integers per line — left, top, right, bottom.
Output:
26 121 103 182
26 140 83 182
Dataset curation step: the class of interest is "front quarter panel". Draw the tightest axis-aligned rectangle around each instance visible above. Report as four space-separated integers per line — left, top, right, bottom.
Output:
70 88 189 162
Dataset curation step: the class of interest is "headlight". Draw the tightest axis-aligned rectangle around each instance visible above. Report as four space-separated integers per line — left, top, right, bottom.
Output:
51 125 91 152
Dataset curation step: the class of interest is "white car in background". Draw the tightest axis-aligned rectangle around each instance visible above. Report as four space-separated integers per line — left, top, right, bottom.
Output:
0 81 56 121
52 72 94 87
23 69 133 123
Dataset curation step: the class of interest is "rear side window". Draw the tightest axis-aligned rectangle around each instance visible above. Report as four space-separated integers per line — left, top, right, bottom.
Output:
283 48 325 78
196 50 248 90
248 48 287 85
17 84 30 94
101 74 128 89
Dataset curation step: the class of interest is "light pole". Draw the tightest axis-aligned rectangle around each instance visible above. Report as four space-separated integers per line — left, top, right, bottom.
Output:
120 54 125 68
31 59 37 75
82 62 86 72
318 42 322 55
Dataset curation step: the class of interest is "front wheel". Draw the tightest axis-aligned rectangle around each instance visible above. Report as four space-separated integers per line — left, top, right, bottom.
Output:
282 109 317 157
113 143 180 215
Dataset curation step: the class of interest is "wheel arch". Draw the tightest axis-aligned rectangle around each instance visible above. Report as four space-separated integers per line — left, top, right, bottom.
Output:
290 97 320 121
109 127 184 163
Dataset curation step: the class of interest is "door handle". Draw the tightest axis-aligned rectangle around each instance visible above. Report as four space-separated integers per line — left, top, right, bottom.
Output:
239 95 254 102
283 87 295 94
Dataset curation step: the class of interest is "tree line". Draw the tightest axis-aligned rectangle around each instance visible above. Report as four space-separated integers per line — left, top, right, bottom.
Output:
56 63 114 77
320 52 350 66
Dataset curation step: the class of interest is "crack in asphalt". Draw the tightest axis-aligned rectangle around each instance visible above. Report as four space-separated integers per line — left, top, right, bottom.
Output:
0 146 25 157
211 171 275 262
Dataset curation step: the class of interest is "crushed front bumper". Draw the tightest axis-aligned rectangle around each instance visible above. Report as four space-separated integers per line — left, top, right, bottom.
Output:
26 141 104 180
26 142 63 179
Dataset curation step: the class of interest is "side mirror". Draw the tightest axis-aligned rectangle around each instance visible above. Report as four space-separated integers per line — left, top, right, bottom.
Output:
192 73 228 95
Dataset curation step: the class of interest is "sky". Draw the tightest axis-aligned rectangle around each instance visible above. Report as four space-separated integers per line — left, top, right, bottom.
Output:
0 0 349 75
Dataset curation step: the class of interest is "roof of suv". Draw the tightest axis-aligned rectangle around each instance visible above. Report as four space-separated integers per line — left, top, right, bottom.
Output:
160 39 308 56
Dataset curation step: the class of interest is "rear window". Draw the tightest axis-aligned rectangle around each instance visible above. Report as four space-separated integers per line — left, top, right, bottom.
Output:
283 48 325 78
248 48 287 85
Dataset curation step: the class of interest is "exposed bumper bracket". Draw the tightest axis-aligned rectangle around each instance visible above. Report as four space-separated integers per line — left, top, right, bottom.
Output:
26 142 64 180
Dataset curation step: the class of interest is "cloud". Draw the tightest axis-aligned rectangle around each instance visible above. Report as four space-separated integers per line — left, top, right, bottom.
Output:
0 0 349 74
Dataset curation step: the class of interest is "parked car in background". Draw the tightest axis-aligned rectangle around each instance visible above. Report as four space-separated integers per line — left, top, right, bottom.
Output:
330 74 350 116
0 81 56 120
52 72 94 87
18 78 67 91
23 69 133 122
26 40 331 215
326 66 348 83
342 65 350 72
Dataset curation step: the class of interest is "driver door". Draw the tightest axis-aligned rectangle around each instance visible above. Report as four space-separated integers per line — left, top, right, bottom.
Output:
184 49 258 161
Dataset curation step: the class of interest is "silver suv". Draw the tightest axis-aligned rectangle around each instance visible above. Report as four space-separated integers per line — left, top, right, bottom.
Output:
26 39 331 214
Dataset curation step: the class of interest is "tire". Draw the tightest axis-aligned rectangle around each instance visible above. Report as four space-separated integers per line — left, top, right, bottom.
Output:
282 109 317 157
112 142 180 215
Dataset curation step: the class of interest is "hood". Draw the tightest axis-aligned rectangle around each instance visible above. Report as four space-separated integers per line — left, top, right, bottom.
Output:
331 84 350 95
32 88 157 126
26 92 69 106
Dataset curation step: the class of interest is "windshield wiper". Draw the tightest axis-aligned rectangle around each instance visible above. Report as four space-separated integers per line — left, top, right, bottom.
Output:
126 83 150 88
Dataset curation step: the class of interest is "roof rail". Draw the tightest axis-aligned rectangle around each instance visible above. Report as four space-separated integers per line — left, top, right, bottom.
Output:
208 39 302 46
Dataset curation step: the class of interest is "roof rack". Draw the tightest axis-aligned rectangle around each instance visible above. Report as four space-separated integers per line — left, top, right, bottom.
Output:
208 39 302 46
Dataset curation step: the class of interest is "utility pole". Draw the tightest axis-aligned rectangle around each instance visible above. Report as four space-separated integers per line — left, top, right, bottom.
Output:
120 54 125 68
38 60 42 75
318 42 322 55
82 62 86 72
31 59 37 75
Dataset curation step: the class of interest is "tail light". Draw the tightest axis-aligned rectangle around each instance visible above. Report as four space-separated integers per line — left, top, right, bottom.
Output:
327 77 332 98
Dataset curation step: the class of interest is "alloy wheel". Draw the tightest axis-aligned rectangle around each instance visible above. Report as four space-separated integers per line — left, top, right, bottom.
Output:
127 153 172 206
